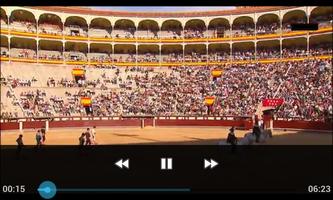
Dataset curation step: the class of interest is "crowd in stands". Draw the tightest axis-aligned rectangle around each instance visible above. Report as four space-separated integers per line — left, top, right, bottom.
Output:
19 89 53 117
282 18 307 32
88 53 111 63
65 25 88 37
3 55 331 120
1 112 19 119
208 53 231 61
232 51 256 60
10 48 36 59
184 29 205 39
256 23 279 34
1 47 9 57
114 54 136 62
308 45 333 56
276 59 332 120
4 75 37 88
310 14 333 28
162 53 184 62
3 45 332 63
64 52 87 61
137 54 159 62
282 48 307 58
10 21 36 33
232 24 255 36
113 29 135 39
88 28 111 38
160 30 182 39
39 50 63 60
257 49 280 59
39 23 62 35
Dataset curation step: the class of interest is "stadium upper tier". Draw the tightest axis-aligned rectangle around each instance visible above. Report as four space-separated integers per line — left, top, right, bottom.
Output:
0 6 332 66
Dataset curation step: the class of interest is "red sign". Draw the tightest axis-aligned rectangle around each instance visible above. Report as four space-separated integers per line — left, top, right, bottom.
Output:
262 98 284 107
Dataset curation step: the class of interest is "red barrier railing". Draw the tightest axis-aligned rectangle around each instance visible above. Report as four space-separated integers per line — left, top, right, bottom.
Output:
0 116 331 131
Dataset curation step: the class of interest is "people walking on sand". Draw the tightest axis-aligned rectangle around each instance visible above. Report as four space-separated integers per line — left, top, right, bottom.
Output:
79 133 86 146
91 126 97 144
85 128 92 145
36 129 43 147
41 126 46 144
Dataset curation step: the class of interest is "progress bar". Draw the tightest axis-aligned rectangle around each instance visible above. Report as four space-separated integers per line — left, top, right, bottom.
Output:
38 181 190 199
57 188 191 192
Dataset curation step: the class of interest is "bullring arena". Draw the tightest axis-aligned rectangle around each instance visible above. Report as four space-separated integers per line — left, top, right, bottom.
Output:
0 6 332 145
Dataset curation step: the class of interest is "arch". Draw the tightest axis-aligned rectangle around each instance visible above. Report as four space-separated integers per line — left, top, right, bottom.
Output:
208 18 230 30
65 16 88 29
185 19 206 30
90 43 112 54
138 20 159 31
309 6 333 23
232 16 255 29
90 17 112 30
114 19 135 30
257 40 280 58
0 7 8 24
10 9 36 24
184 44 206 54
161 20 183 30
257 14 280 26
38 13 63 30
282 10 307 25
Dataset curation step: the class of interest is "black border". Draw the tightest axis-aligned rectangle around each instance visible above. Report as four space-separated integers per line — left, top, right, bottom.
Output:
1 0 333 6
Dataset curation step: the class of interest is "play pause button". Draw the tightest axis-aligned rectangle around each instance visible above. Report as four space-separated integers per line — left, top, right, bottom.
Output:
161 158 172 170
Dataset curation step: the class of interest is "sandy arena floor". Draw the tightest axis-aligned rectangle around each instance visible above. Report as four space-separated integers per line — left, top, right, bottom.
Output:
0 126 332 145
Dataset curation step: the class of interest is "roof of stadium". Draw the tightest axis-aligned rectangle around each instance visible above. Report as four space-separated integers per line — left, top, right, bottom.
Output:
28 6 297 17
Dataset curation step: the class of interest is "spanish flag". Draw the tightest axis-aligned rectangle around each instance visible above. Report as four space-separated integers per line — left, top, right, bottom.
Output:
81 97 92 106
205 96 215 106
211 69 223 78
72 68 85 76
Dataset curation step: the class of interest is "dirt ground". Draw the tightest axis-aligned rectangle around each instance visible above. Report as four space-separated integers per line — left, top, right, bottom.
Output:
0 126 332 145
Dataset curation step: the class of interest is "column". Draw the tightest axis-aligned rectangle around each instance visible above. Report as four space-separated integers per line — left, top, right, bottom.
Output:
254 42 257 61
159 44 161 67
36 39 39 63
135 44 138 66
45 120 49 131
19 121 23 132
206 43 209 66
8 37 11 63
280 39 283 58
182 44 185 66
63 41 66 64
112 43 114 66
88 42 90 66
